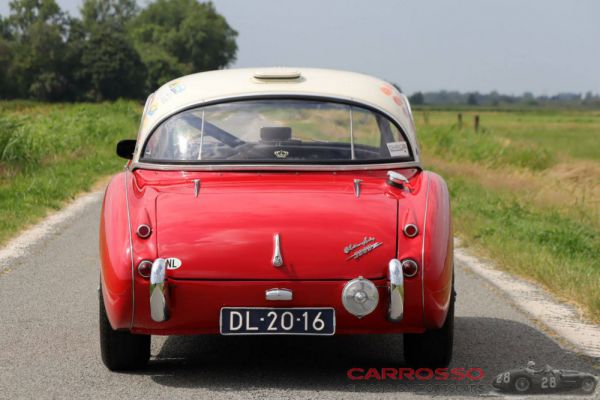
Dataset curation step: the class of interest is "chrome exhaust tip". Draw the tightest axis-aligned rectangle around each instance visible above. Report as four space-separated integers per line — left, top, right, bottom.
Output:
150 258 170 322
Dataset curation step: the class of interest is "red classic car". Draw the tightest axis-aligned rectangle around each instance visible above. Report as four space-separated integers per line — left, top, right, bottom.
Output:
99 68 454 371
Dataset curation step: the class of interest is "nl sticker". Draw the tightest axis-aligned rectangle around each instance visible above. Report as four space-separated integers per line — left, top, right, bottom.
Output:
165 258 182 270
387 141 409 157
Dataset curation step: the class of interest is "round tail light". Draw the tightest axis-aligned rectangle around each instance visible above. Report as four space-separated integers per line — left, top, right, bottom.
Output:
136 224 152 239
342 277 379 318
403 224 419 238
401 259 419 278
137 260 153 278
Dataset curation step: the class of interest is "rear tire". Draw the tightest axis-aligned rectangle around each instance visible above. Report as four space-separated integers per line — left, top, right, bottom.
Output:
513 376 531 393
403 289 455 368
581 377 596 394
99 288 150 371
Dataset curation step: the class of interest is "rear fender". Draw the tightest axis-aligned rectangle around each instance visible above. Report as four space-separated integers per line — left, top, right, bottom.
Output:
422 172 453 329
99 172 134 329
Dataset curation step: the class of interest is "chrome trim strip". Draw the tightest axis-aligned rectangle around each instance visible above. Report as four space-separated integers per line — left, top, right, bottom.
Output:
349 106 355 160
272 233 283 267
124 170 136 328
198 109 205 160
150 258 169 322
387 259 404 322
265 288 293 301
353 179 361 198
131 161 421 172
420 173 431 325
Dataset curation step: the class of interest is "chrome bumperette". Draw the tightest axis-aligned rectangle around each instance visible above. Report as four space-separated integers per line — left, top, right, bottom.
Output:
272 233 283 267
387 259 404 322
150 258 170 322
265 288 293 301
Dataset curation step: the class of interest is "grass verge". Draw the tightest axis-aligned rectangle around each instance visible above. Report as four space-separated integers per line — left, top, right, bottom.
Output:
0 100 141 245
415 109 600 322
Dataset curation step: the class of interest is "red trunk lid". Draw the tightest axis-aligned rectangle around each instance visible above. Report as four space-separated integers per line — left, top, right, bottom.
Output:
155 176 397 280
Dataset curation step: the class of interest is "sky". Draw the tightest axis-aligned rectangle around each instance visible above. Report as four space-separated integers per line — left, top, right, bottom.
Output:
1 0 599 95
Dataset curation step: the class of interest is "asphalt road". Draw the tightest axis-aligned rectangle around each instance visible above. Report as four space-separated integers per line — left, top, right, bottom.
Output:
0 194 597 399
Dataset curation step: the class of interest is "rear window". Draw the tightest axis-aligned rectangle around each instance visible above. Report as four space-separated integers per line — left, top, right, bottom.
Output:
142 99 412 163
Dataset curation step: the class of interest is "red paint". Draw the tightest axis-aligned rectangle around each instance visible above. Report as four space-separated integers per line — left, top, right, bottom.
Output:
100 167 453 334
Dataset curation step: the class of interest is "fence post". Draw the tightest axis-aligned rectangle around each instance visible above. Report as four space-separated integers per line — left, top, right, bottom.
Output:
474 115 480 133
457 113 463 130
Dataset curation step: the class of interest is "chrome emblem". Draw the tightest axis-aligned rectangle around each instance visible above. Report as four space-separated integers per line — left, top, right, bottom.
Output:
272 233 283 267
344 237 375 254
274 150 289 159
344 236 382 260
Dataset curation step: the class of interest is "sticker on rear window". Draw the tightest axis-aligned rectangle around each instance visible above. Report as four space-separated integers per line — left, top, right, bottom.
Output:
386 141 409 157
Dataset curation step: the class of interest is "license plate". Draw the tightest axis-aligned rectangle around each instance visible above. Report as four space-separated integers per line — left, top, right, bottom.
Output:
220 307 335 335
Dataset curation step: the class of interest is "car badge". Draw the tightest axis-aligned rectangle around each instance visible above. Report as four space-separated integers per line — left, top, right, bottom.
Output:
274 150 289 159
344 236 382 261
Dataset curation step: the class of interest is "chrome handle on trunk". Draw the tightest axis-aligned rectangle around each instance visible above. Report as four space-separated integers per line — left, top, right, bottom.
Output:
150 258 170 322
387 258 404 322
265 288 293 301
272 233 283 267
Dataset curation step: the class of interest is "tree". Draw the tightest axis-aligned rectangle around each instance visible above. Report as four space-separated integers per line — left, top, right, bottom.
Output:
5 0 71 100
0 16 15 98
409 92 424 105
79 25 146 100
467 92 478 106
75 0 146 100
131 0 237 91
81 0 137 29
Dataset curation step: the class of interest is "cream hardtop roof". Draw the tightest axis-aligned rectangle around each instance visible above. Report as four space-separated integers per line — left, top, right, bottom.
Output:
133 67 420 165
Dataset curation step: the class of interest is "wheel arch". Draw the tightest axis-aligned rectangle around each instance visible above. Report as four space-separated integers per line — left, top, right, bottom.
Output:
421 171 453 329
100 172 134 329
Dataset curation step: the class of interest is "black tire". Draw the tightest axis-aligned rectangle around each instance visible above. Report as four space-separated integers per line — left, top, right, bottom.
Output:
581 377 596 394
99 289 150 371
403 288 455 368
513 376 531 393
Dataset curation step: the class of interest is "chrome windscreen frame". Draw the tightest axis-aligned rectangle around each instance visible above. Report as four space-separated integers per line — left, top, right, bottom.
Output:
130 160 422 172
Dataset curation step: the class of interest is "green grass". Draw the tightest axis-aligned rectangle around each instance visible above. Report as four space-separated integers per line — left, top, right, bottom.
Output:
446 174 600 319
0 100 141 245
415 109 600 161
414 108 600 321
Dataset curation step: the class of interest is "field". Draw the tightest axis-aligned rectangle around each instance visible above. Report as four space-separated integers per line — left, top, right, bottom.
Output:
0 101 141 244
414 109 600 322
0 102 598 321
